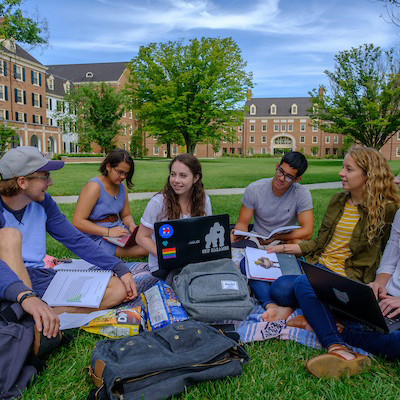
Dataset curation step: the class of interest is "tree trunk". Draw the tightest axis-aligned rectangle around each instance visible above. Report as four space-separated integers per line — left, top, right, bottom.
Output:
186 140 196 154
166 143 171 158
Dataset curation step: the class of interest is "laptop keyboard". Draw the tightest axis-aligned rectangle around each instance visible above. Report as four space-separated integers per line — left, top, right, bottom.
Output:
385 315 400 326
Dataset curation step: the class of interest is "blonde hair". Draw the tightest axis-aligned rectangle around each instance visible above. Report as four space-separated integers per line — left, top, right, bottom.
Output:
347 145 400 244
0 178 20 196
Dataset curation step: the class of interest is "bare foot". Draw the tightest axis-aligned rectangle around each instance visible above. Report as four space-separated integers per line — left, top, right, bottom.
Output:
261 303 293 322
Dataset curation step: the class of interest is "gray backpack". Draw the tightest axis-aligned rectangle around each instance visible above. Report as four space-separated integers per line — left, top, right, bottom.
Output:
172 258 254 322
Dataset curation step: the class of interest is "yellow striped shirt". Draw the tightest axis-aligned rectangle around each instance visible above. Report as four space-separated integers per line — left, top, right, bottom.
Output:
318 200 360 276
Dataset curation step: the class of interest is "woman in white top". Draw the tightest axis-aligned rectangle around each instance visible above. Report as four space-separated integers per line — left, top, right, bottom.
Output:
136 154 212 276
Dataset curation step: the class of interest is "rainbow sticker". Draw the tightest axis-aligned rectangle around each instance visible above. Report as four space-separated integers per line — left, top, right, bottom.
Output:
162 247 177 259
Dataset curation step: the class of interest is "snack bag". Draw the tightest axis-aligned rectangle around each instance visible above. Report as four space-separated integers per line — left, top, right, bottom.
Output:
141 281 188 331
81 306 142 338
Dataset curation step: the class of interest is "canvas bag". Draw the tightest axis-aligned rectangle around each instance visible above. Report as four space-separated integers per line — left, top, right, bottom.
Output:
172 258 254 322
87 319 249 400
0 302 42 400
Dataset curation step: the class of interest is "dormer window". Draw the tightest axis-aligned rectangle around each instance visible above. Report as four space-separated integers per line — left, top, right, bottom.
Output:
270 104 277 115
250 104 256 115
86 72 93 78
47 76 54 90
291 103 297 115
64 81 71 94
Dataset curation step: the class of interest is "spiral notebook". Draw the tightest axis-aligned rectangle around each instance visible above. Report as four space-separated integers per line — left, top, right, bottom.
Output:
42 268 112 308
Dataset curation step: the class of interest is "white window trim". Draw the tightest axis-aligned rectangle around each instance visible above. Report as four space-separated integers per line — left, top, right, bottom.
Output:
312 136 318 143
300 136 305 143
262 136 267 143
325 136 330 144
249 136 255 143
153 146 159 155
0 84 5 101
15 65 23 81
32 71 40 86
33 93 40 108
16 88 23 104
300 124 306 132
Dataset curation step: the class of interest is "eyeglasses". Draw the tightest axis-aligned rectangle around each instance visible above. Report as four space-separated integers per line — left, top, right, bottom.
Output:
275 167 296 183
113 168 128 178
26 172 51 182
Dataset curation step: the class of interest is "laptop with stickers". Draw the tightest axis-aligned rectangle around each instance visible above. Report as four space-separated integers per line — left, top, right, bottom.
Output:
154 214 231 271
300 260 400 333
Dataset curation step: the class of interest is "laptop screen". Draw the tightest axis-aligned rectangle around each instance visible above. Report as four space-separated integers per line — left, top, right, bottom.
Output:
154 214 231 270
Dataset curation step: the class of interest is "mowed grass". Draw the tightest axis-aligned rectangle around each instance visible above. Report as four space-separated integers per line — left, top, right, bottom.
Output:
46 156 400 196
21 188 400 400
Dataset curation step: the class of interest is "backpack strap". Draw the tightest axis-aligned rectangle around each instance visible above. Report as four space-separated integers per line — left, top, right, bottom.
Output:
0 302 24 323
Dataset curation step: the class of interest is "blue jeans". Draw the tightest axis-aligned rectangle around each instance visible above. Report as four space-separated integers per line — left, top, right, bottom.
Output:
240 259 298 308
294 267 400 359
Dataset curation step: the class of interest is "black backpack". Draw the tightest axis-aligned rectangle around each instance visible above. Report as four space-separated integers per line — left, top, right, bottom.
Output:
0 302 44 400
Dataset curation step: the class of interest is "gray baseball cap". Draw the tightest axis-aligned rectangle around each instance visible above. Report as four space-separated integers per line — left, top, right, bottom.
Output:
0 146 65 179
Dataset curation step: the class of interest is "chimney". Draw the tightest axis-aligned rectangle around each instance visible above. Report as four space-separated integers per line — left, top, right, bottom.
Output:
318 87 324 100
247 89 251 101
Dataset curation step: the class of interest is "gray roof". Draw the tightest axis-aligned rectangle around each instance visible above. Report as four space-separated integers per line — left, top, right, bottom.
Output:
245 97 313 117
46 73 74 97
46 62 128 83
0 43 43 66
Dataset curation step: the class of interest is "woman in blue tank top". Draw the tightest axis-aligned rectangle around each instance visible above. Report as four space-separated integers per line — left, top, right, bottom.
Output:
72 149 148 258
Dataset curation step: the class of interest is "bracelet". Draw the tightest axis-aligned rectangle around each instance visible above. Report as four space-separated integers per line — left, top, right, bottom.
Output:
18 291 37 306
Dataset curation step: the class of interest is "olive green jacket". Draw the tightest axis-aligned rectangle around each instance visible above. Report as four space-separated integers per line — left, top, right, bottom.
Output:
299 192 398 283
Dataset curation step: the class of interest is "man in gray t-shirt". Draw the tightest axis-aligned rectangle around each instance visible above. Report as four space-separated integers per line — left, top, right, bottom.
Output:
232 151 313 245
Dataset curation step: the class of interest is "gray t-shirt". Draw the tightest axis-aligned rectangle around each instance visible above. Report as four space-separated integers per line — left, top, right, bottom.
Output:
241 178 313 237
141 193 212 272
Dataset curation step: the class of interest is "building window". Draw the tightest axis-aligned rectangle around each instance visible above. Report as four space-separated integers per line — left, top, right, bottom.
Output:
64 81 71 94
0 61 7 76
313 124 318 132
250 104 256 115
47 77 54 90
15 112 25 122
47 118 52 126
238 148 242 155
129 125 133 136
32 114 41 124
238 125 242 132
291 104 297 114
32 93 41 108
300 123 306 132
31 71 40 86
281 124 286 132
86 72 93 78
397 131 400 141
262 136 267 143
237 136 242 143
123 125 127 135
249 147 254 155
262 148 267 154
249 136 255 143
270 104 276 115
0 84 7 101
333 135 338 143
56 100 64 112
153 146 159 155
172 146 178 155
274 124 279 132
288 124 293 132
300 136 305 143
0 109 6 120
122 111 126 118
312 136 318 143
333 148 338 155
129 111 133 119
250 124 255 132
274 137 292 145
14 65 24 81
15 88 24 104
325 136 330 144
325 148 331 155
46 98 52 110
262 124 267 132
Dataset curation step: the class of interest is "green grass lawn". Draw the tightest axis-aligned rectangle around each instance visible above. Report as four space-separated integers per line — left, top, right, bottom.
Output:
21 188 400 400
46 157 400 196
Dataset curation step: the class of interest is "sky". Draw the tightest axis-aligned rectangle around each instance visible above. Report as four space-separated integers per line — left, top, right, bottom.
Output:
23 0 400 98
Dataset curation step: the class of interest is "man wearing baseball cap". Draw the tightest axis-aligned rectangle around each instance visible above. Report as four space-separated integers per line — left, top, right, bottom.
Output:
0 146 138 340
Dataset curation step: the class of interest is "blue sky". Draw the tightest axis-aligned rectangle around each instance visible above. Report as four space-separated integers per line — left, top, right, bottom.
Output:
25 0 399 98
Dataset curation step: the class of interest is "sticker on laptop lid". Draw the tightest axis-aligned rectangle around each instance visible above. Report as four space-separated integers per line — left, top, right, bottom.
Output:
332 288 349 304
162 247 177 259
159 224 173 239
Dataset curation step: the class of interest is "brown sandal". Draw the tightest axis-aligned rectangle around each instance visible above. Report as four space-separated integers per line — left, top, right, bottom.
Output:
306 344 371 378
286 315 313 332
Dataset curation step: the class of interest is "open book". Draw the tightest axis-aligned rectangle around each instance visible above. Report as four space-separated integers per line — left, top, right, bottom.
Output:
244 247 282 281
103 226 139 248
42 268 112 308
234 225 300 241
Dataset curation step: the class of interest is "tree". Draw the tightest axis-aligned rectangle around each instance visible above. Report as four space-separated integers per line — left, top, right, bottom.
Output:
0 0 48 47
125 37 253 154
64 82 125 153
0 123 16 156
129 126 147 158
310 43 400 149
377 0 400 26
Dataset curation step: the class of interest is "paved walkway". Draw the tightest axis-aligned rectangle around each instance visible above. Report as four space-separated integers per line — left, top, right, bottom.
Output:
53 181 342 204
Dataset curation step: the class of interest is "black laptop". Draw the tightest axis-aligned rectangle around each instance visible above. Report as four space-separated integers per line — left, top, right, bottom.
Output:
154 214 231 271
300 260 400 333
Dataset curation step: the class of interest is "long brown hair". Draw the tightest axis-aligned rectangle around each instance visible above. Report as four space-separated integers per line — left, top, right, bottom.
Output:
348 145 400 244
162 154 206 220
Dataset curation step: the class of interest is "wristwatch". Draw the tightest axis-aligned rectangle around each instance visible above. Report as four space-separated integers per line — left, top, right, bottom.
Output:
18 291 38 305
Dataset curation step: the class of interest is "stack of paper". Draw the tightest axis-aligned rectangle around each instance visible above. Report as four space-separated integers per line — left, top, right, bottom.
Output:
244 247 282 281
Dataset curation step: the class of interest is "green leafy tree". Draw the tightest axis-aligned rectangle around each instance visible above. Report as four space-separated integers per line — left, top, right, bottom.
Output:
129 126 147 158
0 123 16 156
125 37 253 154
0 0 48 46
65 82 125 153
310 43 400 149
311 146 319 156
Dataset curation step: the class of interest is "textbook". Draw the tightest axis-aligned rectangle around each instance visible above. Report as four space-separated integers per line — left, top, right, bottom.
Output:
234 225 300 241
103 226 139 248
42 268 112 308
244 247 282 281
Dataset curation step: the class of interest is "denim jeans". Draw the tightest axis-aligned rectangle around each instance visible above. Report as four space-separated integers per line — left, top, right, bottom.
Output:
240 259 298 308
294 265 400 359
